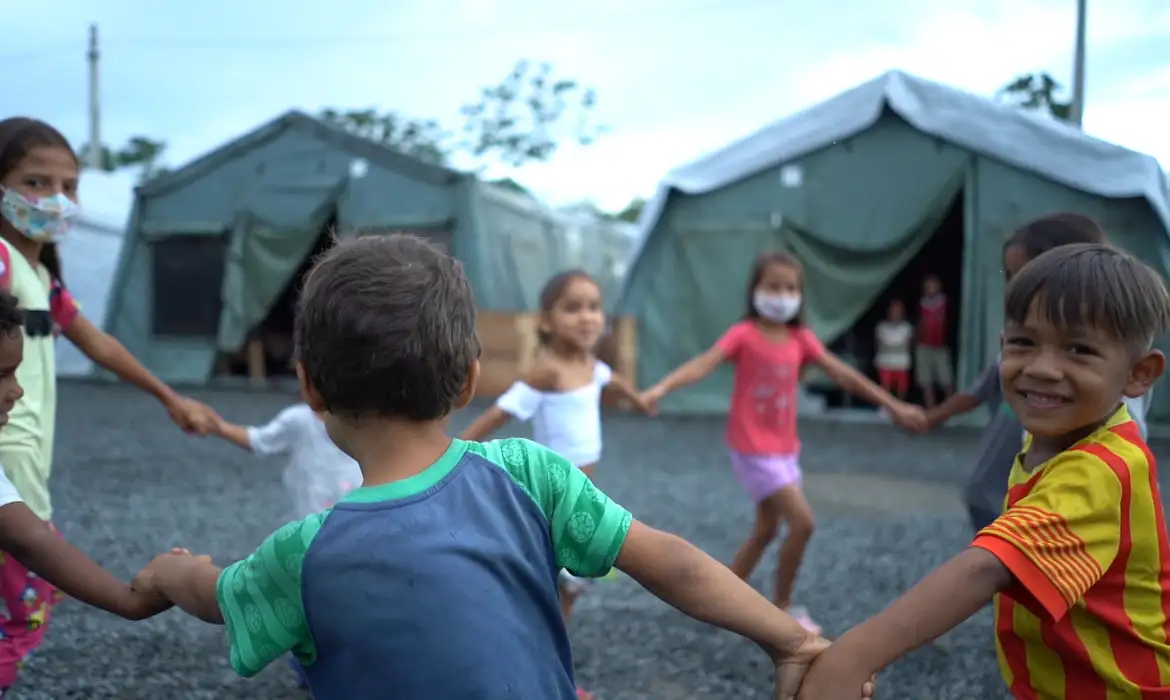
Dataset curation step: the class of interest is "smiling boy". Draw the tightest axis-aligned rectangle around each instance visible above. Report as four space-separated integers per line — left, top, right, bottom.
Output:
794 243 1170 700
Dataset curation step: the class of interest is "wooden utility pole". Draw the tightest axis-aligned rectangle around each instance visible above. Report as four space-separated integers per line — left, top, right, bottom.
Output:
86 23 102 168
1068 0 1087 128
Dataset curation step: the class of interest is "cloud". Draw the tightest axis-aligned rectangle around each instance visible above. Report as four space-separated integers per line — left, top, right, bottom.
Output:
6 0 1166 213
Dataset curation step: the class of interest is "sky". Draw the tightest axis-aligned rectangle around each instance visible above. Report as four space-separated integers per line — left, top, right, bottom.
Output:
6 0 1170 212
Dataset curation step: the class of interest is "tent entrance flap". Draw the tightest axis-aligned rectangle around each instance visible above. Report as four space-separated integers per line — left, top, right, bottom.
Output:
812 189 966 409
217 179 344 352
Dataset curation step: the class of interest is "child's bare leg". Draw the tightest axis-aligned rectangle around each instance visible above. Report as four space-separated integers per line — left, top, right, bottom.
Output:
768 485 816 609
729 500 780 580
559 584 580 626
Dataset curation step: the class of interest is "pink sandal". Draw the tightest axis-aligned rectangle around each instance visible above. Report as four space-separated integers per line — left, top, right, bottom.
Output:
786 606 822 635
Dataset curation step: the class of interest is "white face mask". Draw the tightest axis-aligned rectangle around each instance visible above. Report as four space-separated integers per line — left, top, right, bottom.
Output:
753 291 802 323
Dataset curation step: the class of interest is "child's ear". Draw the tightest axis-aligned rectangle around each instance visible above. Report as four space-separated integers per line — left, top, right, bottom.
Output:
453 359 480 411
295 362 329 412
1125 349 1165 399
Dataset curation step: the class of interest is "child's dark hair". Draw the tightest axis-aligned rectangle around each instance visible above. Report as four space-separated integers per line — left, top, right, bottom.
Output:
537 269 598 344
1005 243 1170 350
1006 212 1106 259
744 251 805 325
0 289 22 338
294 233 481 421
0 118 76 284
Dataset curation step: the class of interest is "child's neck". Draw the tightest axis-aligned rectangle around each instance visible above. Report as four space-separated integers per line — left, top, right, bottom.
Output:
1023 404 1120 469
544 340 594 363
341 417 455 488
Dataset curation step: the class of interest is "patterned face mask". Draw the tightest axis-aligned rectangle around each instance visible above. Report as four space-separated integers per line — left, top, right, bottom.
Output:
0 187 79 243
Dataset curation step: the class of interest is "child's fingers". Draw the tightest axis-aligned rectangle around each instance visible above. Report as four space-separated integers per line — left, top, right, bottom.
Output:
170 548 190 555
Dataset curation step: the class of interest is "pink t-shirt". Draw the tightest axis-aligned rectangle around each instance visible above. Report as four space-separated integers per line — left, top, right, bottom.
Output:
715 320 825 456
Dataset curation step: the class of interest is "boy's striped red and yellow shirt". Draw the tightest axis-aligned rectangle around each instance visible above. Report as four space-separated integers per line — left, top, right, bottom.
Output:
972 406 1170 699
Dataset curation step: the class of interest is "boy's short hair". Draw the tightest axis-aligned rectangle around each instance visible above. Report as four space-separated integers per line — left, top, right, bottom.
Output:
1006 212 1106 258
0 289 21 337
1004 243 1170 349
294 233 481 420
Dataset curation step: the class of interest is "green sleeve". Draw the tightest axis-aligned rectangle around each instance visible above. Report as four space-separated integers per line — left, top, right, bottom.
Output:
467 438 632 578
215 512 327 677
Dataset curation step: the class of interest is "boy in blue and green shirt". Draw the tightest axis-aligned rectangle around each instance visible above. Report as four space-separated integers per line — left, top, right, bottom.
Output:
132 234 871 699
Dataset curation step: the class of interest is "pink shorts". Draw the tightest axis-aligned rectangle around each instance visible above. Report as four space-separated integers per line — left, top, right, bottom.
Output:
729 451 802 503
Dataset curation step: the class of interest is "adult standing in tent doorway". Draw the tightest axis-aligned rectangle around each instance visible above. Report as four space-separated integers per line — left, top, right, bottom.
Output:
0 116 219 693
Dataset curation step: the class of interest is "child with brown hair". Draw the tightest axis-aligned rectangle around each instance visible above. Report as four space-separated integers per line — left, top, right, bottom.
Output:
641 251 926 634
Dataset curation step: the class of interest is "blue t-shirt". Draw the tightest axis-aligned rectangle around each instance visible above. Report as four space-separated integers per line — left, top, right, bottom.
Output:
215 437 632 699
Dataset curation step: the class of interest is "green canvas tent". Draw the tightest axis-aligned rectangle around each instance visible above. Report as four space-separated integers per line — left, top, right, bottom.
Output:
617 70 1170 422
102 110 580 384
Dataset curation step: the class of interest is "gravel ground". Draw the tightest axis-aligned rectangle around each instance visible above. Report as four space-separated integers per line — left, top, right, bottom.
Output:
13 382 1170 699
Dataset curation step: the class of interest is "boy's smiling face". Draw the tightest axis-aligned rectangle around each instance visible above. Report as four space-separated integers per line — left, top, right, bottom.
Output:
1001 298 1162 442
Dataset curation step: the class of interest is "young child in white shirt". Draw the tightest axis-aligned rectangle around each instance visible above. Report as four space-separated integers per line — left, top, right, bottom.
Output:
212 402 363 687
874 299 913 401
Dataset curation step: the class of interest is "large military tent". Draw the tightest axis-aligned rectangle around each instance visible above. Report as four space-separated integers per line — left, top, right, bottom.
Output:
57 170 137 377
618 70 1170 420
102 110 583 384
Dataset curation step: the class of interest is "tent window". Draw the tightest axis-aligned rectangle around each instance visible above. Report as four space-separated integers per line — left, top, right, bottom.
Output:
150 234 227 337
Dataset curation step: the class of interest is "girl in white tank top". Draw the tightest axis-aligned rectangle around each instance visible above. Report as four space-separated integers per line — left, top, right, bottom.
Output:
460 270 650 700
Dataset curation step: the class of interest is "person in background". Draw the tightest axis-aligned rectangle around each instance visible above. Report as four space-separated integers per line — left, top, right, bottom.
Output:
0 286 183 648
130 234 876 700
915 274 952 409
0 116 219 689
460 268 650 700
796 243 1170 700
211 403 363 689
918 212 1137 534
874 299 913 401
640 251 926 635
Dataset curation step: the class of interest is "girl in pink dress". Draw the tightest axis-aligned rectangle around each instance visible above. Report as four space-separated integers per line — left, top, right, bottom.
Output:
642 251 925 633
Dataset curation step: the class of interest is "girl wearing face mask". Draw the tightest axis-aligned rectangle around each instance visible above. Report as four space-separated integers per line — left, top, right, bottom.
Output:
0 117 220 690
641 251 925 633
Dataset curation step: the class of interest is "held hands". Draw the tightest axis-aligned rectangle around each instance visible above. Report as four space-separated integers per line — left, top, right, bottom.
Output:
125 548 210 621
166 396 221 436
888 400 927 434
774 635 876 700
637 385 666 416
793 643 878 700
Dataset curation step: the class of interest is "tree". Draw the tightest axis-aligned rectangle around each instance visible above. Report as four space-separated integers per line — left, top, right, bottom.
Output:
319 109 449 166
613 197 645 224
321 59 604 169
997 72 1072 121
78 135 170 183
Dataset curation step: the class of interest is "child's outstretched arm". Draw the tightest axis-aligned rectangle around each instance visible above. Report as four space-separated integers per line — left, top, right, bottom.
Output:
0 501 173 620
795 547 1008 699
213 418 254 452
491 439 872 700
216 405 306 455
461 365 556 441
809 351 926 431
604 373 654 414
924 363 998 430
641 345 726 408
137 552 225 624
